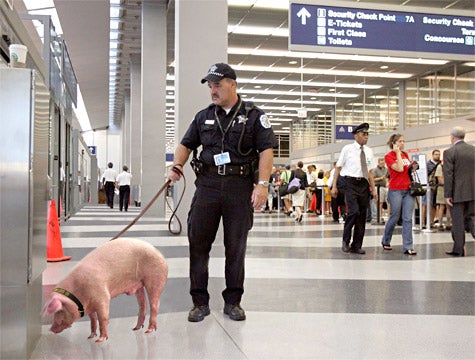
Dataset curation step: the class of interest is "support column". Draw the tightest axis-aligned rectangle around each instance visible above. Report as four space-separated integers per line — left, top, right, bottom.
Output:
141 0 167 216
130 54 142 205
174 0 228 233
122 90 131 169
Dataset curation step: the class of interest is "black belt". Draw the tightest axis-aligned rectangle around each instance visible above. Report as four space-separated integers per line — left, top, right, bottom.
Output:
344 176 367 181
204 163 251 177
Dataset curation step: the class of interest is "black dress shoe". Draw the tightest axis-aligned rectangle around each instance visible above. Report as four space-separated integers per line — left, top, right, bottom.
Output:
445 251 464 257
223 303 246 321
350 248 366 254
342 241 350 253
188 305 210 322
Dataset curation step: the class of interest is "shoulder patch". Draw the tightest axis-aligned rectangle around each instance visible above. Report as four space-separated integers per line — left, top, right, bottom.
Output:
260 114 271 129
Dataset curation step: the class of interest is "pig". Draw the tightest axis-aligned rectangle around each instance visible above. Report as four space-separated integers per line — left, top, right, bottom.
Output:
43 238 168 342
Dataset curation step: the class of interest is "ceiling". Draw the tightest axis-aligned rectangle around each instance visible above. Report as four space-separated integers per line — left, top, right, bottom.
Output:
50 0 474 147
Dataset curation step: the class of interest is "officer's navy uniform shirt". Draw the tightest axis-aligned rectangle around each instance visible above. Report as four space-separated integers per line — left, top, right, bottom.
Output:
181 95 278 165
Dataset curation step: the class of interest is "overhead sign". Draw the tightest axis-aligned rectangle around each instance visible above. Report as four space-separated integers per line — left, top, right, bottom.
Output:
335 124 357 140
290 0 475 60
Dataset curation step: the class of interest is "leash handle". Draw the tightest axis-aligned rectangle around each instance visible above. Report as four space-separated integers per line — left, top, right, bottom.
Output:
110 165 185 240
167 166 186 235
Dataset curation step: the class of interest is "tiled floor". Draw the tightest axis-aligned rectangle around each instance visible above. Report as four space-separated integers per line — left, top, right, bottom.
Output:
31 205 474 359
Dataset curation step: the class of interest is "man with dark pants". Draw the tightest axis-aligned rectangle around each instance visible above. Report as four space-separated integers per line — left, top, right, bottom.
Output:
102 162 117 208
329 162 346 223
331 123 377 254
167 63 277 322
443 126 475 256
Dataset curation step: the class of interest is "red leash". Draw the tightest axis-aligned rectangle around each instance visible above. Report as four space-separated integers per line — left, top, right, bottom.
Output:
110 166 185 240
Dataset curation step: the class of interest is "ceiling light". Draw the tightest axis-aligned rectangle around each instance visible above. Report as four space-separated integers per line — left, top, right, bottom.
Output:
228 25 288 37
228 0 289 10
238 77 382 90
228 47 447 66
234 64 413 79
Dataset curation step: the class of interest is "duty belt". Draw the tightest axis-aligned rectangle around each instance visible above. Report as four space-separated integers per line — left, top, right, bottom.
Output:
205 163 251 177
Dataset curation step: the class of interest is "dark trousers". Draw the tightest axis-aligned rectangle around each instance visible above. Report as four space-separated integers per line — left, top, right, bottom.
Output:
119 185 130 211
104 181 115 208
450 200 474 255
342 177 370 249
331 191 346 221
188 173 253 306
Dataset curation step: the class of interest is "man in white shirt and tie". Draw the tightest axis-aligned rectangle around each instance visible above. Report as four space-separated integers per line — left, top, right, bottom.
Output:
331 123 378 254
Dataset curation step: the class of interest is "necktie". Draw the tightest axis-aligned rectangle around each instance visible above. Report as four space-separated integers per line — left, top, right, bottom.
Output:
360 146 369 179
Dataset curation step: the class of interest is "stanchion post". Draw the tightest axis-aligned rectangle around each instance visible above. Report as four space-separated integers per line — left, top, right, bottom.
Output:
319 186 325 218
423 185 435 233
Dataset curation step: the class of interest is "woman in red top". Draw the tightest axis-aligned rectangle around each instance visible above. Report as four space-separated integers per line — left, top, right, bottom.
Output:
381 134 419 255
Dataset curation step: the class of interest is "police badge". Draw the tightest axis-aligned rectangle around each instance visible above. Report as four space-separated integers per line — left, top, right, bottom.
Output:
260 114 271 129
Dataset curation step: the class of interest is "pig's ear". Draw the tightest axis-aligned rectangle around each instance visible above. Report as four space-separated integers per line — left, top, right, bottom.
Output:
43 297 63 315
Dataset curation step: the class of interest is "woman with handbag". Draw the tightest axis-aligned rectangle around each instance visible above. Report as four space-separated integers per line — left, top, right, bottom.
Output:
381 134 419 255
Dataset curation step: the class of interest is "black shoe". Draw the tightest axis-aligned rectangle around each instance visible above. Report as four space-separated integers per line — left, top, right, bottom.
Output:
188 305 210 322
445 251 464 257
223 304 246 321
342 241 350 253
342 214 347 221
350 248 366 254
332 219 339 223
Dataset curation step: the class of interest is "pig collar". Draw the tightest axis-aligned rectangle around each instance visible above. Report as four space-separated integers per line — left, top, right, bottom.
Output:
53 288 85 317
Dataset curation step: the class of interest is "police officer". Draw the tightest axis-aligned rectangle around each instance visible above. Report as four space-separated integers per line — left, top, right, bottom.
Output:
167 63 278 322
331 123 378 254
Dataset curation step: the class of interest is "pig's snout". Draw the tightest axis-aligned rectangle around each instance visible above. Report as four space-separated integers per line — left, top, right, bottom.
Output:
50 321 72 334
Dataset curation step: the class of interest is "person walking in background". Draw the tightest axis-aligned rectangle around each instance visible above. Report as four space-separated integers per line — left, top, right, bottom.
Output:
329 162 346 223
443 127 475 257
331 123 378 254
280 164 292 215
102 162 117 209
433 161 451 230
167 63 277 322
116 165 132 212
323 170 332 215
289 161 308 223
381 134 419 255
372 158 389 223
421 149 440 228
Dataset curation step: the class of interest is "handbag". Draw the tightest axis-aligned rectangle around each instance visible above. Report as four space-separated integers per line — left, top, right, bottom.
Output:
278 184 289 197
410 170 426 197
287 178 301 194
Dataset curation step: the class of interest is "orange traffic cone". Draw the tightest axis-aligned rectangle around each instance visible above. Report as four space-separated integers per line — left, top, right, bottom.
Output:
46 200 72 262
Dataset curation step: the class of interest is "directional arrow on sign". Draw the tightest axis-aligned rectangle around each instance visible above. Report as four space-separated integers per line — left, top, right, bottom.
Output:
297 7 311 25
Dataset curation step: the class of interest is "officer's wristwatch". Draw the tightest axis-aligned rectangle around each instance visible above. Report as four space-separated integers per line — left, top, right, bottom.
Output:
258 180 270 187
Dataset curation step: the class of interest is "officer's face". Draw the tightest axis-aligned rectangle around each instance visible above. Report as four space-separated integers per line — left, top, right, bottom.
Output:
208 79 237 108
354 131 369 146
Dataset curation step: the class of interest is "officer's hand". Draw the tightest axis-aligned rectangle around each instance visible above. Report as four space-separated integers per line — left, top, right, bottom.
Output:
252 184 268 209
331 187 338 198
167 165 183 183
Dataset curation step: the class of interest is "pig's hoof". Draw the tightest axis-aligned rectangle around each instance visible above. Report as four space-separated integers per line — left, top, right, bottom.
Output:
95 336 108 343
132 325 144 331
88 333 97 339
145 327 157 334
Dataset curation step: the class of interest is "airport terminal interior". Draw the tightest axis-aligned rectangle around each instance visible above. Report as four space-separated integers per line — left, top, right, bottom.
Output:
30 205 474 359
1 0 474 359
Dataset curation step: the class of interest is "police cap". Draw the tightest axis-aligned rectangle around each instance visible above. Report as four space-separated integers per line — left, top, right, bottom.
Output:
201 63 237 84
352 122 370 134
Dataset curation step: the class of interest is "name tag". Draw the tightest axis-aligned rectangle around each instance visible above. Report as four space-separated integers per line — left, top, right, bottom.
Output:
205 119 215 125
214 152 231 166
